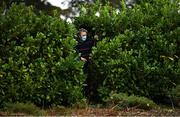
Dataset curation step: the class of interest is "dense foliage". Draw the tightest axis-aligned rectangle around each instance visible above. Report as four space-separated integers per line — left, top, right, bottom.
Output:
74 0 180 100
0 4 85 107
0 0 179 108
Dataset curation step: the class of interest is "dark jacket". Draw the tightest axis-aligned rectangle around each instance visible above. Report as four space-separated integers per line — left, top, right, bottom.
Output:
76 38 95 60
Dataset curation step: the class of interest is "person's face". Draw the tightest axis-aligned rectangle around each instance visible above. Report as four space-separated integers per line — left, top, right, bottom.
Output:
80 31 87 41
80 31 87 37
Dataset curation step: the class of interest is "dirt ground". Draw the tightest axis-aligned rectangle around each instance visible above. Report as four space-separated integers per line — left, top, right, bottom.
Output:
71 108 180 116
1 107 180 116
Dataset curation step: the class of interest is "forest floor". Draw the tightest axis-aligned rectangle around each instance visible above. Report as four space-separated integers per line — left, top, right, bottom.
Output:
0 106 180 116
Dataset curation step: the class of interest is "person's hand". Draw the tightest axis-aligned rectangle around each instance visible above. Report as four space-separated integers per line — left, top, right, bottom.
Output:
81 57 87 62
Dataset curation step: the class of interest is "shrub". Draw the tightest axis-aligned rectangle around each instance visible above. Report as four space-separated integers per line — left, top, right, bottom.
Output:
0 4 85 107
171 85 180 107
171 85 180 99
75 0 180 101
3 102 44 115
105 93 158 110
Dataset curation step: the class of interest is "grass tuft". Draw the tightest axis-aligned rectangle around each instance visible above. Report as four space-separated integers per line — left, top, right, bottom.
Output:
105 93 158 110
3 102 45 115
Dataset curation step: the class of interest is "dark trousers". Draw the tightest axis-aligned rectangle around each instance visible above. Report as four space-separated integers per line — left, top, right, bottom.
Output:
82 60 101 103
83 61 89 74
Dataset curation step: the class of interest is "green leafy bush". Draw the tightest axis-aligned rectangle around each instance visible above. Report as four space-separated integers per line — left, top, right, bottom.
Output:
171 85 180 99
0 0 179 107
105 93 158 110
0 4 85 107
3 102 44 115
75 0 180 101
171 85 180 107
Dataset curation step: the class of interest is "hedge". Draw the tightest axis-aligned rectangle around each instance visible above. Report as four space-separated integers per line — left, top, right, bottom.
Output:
0 0 179 107
0 4 85 107
74 0 180 100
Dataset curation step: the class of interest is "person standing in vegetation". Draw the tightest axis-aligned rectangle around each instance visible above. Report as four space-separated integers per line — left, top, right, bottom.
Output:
76 28 100 102
75 28 95 74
